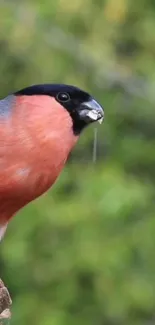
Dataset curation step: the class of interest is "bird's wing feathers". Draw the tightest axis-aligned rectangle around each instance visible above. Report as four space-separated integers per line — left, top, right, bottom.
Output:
0 96 14 118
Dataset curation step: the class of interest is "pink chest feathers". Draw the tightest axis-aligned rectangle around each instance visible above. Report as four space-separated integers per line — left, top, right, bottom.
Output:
0 95 78 222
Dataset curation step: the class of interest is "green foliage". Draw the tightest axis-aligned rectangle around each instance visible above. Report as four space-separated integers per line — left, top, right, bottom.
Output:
1 1 155 324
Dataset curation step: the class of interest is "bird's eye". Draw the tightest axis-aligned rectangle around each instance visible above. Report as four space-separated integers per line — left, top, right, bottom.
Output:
56 92 70 102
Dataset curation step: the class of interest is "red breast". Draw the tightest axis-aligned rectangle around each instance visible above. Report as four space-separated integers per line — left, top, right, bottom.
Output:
0 95 78 223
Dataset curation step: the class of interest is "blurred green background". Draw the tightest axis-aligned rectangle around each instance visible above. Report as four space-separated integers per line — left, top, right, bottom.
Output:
1 0 155 324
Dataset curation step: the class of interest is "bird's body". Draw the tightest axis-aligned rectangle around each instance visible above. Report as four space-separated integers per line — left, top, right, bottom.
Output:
0 84 104 240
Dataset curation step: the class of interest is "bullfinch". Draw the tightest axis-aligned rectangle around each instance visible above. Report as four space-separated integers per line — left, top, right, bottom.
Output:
0 84 104 241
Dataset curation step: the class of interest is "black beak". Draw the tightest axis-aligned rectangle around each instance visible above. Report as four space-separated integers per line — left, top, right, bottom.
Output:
79 99 104 124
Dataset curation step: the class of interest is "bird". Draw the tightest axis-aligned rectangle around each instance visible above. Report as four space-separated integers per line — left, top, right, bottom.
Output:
0 83 104 241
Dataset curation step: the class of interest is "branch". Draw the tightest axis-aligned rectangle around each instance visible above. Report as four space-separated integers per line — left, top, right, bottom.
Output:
0 280 12 325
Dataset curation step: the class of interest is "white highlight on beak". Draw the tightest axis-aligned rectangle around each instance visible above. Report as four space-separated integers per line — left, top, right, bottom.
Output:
86 109 104 124
86 110 98 121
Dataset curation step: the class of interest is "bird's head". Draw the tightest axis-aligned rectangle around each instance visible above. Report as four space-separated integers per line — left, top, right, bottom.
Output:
15 84 104 135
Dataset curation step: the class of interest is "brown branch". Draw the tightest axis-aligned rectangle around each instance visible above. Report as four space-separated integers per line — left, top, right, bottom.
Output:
0 280 12 325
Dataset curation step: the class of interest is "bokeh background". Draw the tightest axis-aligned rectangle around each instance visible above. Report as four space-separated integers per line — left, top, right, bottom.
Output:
1 0 155 324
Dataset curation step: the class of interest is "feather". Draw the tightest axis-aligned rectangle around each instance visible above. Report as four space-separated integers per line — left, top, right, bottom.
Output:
0 223 8 241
